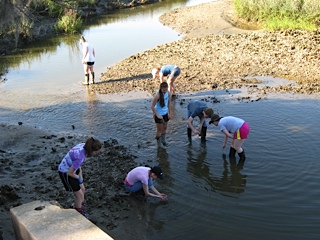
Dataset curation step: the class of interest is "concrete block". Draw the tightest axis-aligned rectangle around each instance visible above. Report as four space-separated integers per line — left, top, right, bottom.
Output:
10 200 113 240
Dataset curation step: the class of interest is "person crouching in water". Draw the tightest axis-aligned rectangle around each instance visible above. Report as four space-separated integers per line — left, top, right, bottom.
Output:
58 137 102 218
151 82 171 149
209 114 250 163
124 165 168 200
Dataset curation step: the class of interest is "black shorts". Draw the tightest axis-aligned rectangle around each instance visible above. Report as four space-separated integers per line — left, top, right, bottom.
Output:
86 62 95 66
154 113 169 124
59 169 80 192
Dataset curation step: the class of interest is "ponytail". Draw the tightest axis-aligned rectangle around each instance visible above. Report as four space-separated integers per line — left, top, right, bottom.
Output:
84 137 101 157
159 82 168 107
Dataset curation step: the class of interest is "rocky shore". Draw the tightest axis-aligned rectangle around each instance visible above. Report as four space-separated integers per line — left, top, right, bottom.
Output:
93 1 320 97
0 124 138 238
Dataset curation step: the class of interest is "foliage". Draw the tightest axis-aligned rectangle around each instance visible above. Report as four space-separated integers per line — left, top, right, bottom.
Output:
29 0 64 17
55 15 83 34
233 0 320 30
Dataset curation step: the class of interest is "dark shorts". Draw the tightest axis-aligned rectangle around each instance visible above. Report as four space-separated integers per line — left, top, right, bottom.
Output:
154 113 169 124
86 62 95 66
59 169 80 192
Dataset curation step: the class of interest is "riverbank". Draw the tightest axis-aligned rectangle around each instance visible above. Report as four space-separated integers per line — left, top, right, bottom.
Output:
94 1 320 97
0 123 139 239
0 0 157 56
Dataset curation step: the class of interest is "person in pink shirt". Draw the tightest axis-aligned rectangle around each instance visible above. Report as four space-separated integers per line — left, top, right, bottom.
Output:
124 165 167 200
58 137 102 218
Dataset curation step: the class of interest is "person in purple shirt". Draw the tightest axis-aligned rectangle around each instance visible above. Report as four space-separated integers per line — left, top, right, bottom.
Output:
152 65 181 95
58 137 102 218
209 114 250 163
124 165 167 200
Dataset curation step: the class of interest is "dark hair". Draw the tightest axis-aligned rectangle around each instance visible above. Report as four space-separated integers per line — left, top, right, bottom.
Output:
158 82 168 107
84 137 101 157
204 108 214 118
80 35 86 42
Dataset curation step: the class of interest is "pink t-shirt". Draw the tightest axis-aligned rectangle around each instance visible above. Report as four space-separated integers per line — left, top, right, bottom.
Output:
126 166 150 186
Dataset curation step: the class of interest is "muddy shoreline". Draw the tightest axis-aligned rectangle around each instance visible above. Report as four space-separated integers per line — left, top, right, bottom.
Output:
94 2 320 97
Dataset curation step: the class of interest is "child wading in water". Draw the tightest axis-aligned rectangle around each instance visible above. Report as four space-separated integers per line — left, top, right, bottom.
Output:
151 82 171 149
209 114 250 164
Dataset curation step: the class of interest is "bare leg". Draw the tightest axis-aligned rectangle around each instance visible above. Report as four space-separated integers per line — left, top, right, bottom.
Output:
74 189 84 209
233 139 246 153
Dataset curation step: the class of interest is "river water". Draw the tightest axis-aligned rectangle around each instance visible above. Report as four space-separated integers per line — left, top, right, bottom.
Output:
1 0 320 240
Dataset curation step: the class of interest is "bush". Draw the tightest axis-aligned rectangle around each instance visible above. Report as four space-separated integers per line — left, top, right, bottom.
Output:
55 15 83 34
233 0 320 30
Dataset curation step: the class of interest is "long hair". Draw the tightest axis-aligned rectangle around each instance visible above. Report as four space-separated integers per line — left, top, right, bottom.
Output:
158 82 168 108
84 137 101 157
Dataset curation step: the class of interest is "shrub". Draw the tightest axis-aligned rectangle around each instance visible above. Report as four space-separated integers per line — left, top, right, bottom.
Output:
233 0 320 30
55 15 83 34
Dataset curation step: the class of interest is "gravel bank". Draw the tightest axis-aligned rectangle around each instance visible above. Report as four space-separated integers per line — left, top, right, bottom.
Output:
92 1 320 96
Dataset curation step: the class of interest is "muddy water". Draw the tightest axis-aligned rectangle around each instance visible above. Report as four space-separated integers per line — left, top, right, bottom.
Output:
1 0 320 239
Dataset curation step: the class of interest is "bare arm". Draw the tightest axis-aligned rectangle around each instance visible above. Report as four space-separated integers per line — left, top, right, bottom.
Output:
82 46 88 63
151 93 162 119
222 129 233 138
159 73 165 82
222 129 233 148
142 184 167 200
67 166 80 179
187 116 200 134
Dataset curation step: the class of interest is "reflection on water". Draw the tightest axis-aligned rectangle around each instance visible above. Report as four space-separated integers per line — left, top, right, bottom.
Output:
186 142 247 197
0 0 212 93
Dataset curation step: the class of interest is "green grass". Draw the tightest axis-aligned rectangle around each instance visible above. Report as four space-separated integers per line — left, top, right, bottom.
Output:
55 15 83 34
233 0 320 30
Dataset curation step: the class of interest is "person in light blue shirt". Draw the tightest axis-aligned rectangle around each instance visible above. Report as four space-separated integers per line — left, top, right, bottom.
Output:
152 65 181 95
210 114 250 163
151 82 171 149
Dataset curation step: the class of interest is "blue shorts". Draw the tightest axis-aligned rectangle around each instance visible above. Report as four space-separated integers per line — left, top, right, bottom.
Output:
170 67 181 78
124 179 153 192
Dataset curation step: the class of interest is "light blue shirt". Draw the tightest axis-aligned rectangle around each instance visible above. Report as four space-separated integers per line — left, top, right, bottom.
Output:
218 116 245 134
155 91 169 116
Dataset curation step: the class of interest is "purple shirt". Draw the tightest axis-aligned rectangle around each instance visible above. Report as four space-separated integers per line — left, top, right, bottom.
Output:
126 166 150 186
58 143 86 173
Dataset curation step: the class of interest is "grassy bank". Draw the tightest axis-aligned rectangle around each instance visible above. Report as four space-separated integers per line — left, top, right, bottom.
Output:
233 0 320 30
